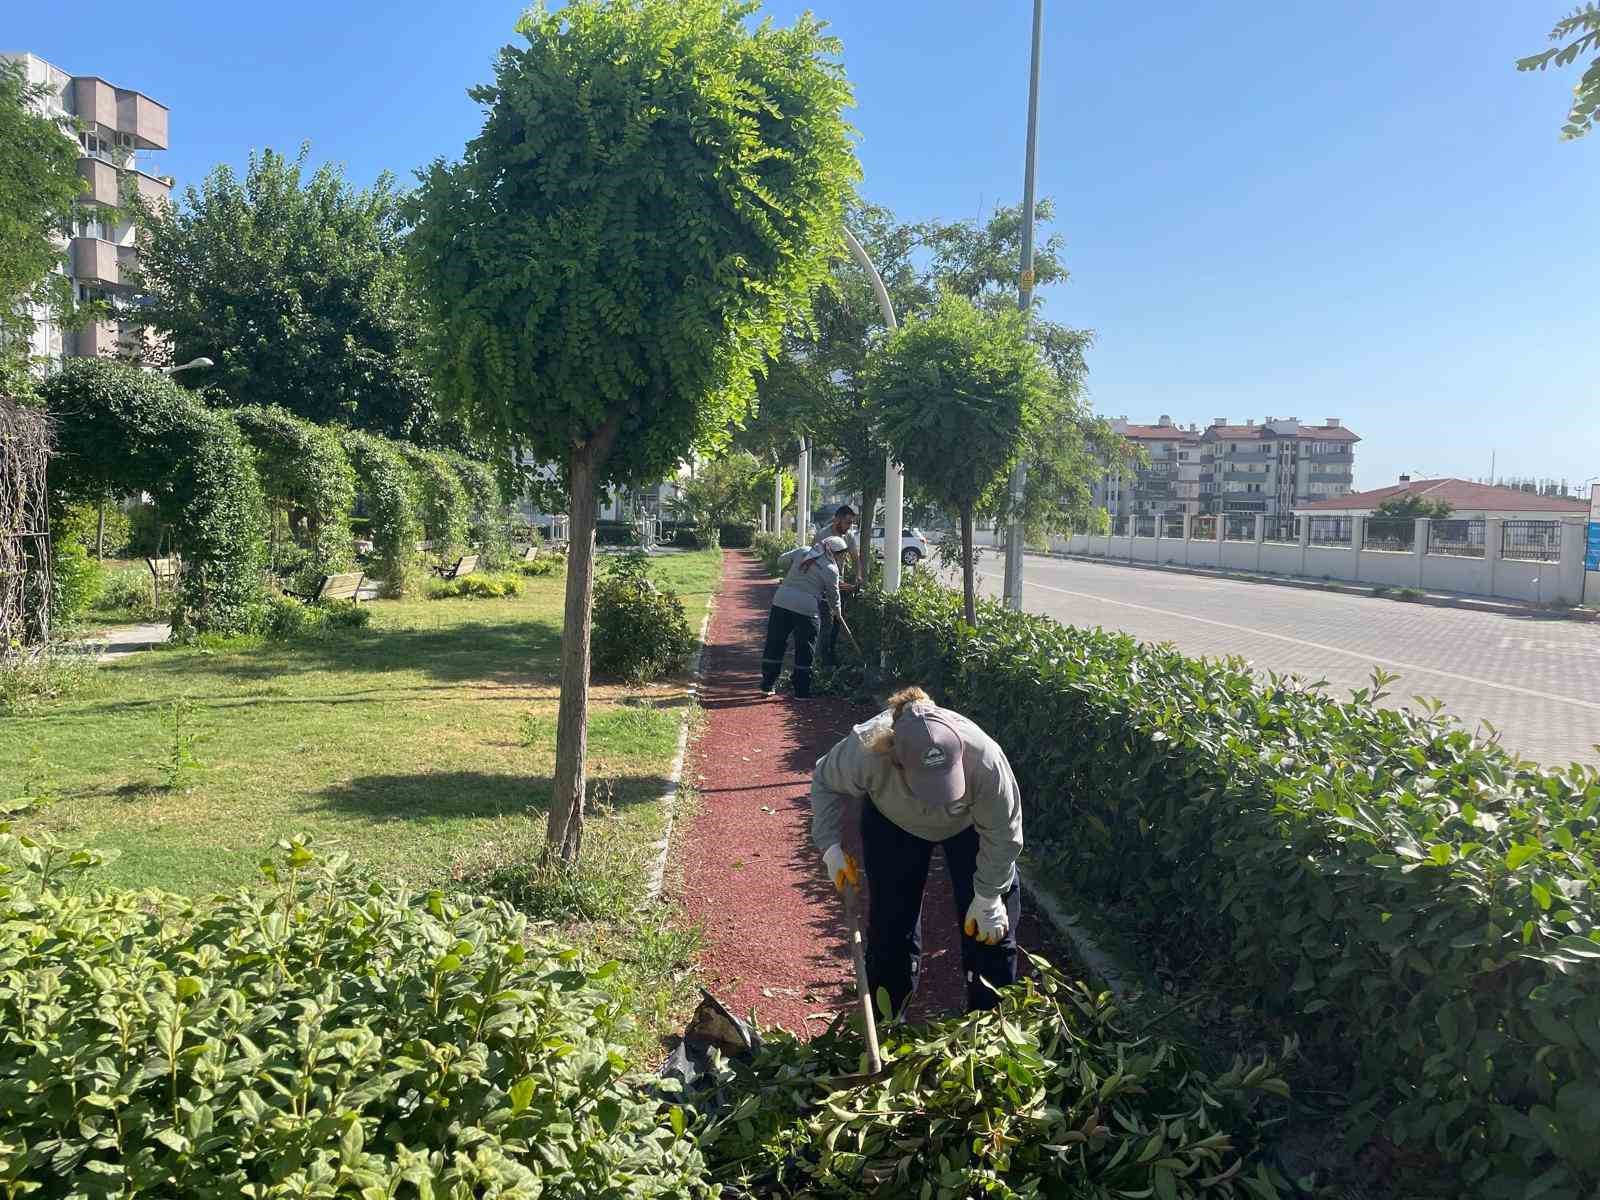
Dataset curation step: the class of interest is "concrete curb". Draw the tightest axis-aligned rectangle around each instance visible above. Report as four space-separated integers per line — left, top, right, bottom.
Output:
1021 871 1139 1001
643 586 716 905
1028 550 1596 622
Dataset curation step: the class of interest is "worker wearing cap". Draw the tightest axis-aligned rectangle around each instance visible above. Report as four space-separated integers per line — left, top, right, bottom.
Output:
813 505 858 668
762 535 848 698
809 686 1023 1014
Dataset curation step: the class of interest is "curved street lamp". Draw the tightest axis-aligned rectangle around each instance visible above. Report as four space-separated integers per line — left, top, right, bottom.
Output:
842 228 904 595
162 357 213 376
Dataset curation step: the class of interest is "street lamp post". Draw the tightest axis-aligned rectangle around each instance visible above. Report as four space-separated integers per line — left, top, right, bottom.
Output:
842 228 903 593
162 357 213 376
1002 0 1044 611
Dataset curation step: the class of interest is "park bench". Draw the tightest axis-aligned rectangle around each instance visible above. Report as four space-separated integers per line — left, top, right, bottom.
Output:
519 544 541 563
146 556 181 608
433 554 479 581
290 570 367 604
416 539 438 554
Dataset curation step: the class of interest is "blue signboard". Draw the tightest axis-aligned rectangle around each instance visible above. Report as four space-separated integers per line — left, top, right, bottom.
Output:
1587 522 1600 573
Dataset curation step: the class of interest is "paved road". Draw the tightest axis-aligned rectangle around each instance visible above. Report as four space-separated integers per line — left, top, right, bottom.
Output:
961 554 1600 767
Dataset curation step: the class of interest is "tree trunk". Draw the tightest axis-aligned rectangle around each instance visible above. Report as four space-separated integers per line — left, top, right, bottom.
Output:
96 498 106 560
546 422 619 864
858 483 878 587
960 502 977 626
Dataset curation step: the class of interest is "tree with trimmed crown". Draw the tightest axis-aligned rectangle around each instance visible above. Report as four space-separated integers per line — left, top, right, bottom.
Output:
406 0 857 861
867 292 1052 626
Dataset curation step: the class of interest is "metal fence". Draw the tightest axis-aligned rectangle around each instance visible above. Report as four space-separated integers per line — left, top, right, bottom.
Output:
1161 513 1186 540
1363 517 1416 553
1190 515 1217 540
1427 519 1486 558
1134 514 1157 539
1502 519 1563 563
1262 516 1299 544
1223 514 1257 542
1306 516 1352 547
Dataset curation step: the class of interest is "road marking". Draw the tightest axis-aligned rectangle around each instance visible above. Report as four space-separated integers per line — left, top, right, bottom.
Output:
974 567 1600 714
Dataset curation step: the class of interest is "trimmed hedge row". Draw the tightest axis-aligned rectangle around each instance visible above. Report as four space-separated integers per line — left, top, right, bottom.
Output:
850 574 1600 1198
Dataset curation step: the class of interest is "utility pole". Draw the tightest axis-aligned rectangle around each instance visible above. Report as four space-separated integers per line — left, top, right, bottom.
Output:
1002 0 1044 611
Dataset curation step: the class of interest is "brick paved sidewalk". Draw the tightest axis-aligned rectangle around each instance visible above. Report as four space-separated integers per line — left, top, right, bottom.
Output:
678 550 1056 1034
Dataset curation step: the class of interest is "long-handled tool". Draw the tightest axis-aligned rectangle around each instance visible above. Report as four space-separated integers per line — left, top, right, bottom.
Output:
834 610 864 658
841 879 882 1075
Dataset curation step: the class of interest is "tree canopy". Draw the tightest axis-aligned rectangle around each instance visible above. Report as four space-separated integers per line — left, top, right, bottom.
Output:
1517 5 1600 139
867 292 1052 623
1375 493 1453 521
129 146 450 443
0 61 90 395
406 0 858 863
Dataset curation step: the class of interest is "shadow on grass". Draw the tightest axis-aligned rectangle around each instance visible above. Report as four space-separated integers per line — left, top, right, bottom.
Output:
132 620 565 688
311 770 673 822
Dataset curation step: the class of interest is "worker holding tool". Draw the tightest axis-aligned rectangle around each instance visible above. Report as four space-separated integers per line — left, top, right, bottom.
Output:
812 505 858 668
761 535 849 698
810 686 1024 1015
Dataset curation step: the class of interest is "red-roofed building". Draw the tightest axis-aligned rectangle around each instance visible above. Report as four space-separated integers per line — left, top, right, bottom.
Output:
1093 415 1204 521
1298 477 1587 520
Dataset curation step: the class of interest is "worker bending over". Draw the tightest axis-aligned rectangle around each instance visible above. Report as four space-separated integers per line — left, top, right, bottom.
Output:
761 535 848 698
810 686 1024 1014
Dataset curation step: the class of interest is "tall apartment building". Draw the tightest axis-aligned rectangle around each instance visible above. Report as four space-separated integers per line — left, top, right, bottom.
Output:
1197 417 1359 516
1095 416 1205 521
2 52 171 366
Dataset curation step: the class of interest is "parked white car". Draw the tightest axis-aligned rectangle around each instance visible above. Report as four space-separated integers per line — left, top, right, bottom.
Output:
870 525 932 566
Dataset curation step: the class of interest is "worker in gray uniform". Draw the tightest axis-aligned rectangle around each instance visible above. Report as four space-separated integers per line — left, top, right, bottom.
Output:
809 686 1024 1014
760 534 847 698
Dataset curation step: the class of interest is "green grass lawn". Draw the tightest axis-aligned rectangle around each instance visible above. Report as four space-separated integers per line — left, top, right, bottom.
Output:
4 549 722 898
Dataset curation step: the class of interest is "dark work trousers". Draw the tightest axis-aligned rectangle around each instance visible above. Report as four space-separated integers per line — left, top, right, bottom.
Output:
860 798 1021 1015
817 596 840 667
759 605 819 696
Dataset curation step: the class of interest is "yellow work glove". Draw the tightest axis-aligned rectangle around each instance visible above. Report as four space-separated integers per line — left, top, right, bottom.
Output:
964 894 1007 945
822 844 860 892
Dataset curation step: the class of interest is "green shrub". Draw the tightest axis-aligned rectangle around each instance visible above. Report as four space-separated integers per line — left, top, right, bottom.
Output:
591 552 694 684
318 598 372 629
127 500 162 556
852 574 1600 1196
339 430 420 597
429 573 523 600
0 649 98 713
699 960 1291 1198
516 555 564 578
0 830 711 1198
92 565 158 618
251 594 373 639
49 536 104 627
750 531 793 577
717 523 754 549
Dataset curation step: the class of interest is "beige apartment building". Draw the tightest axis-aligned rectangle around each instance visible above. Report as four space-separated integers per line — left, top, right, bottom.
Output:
1096 414 1360 523
2 52 171 366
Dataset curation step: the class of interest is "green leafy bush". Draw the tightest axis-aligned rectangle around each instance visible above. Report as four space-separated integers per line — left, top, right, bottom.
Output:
0 830 711 1198
429 573 523 600
699 962 1291 1199
516 555 563 578
399 445 470 556
751 531 794 577
0 649 98 713
232 405 358 585
49 536 103 626
251 595 373 639
318 598 371 629
339 430 420 597
717 524 755 549
93 566 157 617
448 455 513 569
852 574 1600 1196
40 360 268 635
591 552 694 684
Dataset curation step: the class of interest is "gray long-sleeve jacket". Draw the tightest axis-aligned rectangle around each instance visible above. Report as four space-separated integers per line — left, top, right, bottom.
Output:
810 706 1024 899
772 548 842 619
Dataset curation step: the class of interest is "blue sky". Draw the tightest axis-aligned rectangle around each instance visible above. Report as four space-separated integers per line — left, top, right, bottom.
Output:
12 1 1597 492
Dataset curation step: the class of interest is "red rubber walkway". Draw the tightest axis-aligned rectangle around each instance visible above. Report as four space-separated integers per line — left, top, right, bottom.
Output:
679 550 1058 1033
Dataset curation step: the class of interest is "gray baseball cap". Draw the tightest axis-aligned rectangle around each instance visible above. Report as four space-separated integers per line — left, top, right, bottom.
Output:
892 702 966 809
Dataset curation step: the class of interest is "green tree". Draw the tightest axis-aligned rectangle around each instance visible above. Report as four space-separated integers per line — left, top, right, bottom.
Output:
669 451 766 539
1375 493 1453 521
867 292 1051 624
1518 5 1600 139
922 200 1128 541
129 146 450 442
0 61 90 394
406 0 857 862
